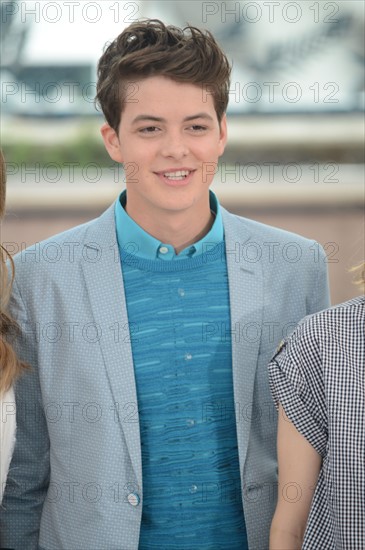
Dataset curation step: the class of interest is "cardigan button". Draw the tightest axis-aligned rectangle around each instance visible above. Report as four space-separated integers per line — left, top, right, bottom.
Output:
127 492 140 507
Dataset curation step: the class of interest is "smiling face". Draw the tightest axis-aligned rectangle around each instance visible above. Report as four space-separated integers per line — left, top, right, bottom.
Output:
101 76 227 228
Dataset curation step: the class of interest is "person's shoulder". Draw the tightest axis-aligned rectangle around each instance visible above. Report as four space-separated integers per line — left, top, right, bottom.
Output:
324 295 365 313
17 203 115 251
300 296 364 329
12 202 116 273
285 295 365 353
221 207 316 246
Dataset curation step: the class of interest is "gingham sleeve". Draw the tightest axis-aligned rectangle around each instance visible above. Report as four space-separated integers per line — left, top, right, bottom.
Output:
268 321 328 458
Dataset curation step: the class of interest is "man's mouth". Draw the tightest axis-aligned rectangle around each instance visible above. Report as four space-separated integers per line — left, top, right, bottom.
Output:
163 170 192 181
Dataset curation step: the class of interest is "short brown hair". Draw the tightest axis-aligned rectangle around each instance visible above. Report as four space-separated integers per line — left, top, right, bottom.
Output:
95 19 231 132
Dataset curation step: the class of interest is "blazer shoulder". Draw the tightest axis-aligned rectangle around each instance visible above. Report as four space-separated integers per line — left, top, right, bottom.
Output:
12 202 116 279
221 207 316 247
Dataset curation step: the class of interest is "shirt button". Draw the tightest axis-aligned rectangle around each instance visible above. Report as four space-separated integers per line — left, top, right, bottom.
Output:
159 246 169 254
186 418 196 427
184 353 192 361
189 484 198 494
127 493 140 507
178 288 185 297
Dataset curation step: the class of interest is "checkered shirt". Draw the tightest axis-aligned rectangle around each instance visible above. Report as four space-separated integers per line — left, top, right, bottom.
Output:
268 296 365 550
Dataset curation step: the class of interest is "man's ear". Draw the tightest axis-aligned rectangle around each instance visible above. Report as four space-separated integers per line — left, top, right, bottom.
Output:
100 123 124 163
218 114 228 157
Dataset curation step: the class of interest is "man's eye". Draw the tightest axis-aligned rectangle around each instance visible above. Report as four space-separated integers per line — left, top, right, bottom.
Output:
190 125 207 132
140 126 159 133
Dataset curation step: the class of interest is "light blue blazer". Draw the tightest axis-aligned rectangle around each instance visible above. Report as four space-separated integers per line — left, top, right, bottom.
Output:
0 204 330 550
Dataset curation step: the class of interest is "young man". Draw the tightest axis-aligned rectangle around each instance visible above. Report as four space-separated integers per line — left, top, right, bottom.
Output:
0 20 330 550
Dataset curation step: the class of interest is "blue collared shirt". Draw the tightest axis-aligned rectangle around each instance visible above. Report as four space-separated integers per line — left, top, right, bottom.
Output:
114 190 223 260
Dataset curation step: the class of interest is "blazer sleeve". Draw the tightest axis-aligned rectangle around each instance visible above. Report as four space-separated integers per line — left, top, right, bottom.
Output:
308 241 331 313
0 277 50 550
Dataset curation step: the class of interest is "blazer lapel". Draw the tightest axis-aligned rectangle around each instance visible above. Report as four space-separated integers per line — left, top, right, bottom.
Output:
80 203 142 488
222 208 264 470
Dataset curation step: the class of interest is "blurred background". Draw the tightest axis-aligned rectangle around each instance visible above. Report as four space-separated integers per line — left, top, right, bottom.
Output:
1 0 364 304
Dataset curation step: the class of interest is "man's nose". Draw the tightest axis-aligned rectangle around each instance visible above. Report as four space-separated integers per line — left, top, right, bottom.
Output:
160 132 189 159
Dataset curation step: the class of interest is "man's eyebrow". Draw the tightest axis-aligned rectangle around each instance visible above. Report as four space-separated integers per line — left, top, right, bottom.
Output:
131 113 214 124
131 115 164 124
184 113 214 122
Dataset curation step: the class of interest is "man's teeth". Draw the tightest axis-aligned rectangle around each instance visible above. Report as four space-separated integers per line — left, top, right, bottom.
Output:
164 170 190 179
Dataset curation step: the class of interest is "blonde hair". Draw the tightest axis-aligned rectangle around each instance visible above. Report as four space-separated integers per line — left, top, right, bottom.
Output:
350 261 365 289
0 149 27 394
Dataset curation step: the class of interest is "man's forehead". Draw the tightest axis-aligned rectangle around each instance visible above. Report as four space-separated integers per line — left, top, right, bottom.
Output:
121 76 214 101
120 77 216 118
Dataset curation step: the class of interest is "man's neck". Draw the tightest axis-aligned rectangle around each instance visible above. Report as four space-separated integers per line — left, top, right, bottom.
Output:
125 203 215 254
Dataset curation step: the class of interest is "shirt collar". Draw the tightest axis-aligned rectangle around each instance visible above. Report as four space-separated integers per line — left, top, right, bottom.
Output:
115 190 223 261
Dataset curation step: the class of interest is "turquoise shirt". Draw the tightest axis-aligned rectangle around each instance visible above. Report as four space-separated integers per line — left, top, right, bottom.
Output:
115 190 223 260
